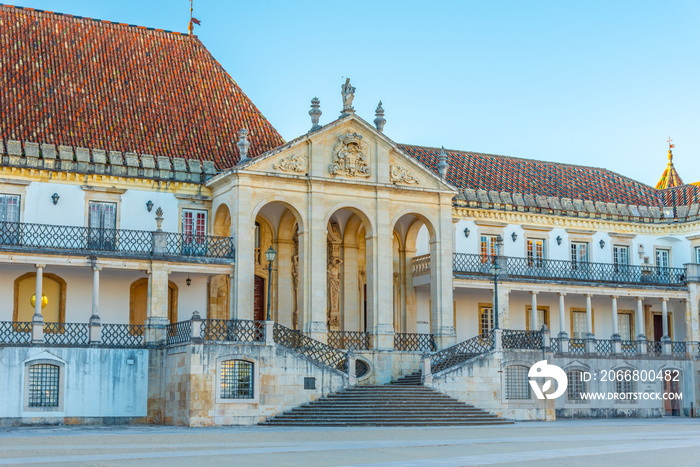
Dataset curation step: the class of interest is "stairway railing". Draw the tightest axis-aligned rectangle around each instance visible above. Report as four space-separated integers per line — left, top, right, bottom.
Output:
273 322 349 374
430 331 494 374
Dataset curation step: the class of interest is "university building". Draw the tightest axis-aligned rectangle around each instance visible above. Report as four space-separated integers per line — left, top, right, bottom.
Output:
1 5 699 426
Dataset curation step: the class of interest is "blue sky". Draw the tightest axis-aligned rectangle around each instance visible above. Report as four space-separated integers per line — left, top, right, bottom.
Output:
10 0 700 186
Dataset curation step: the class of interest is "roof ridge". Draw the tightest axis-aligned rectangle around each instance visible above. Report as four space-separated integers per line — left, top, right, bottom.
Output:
0 3 189 36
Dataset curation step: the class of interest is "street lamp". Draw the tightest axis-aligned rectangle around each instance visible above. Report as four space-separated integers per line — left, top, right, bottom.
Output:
490 234 504 330
265 246 277 321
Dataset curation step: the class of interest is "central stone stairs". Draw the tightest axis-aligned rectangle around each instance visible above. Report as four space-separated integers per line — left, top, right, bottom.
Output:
261 375 511 426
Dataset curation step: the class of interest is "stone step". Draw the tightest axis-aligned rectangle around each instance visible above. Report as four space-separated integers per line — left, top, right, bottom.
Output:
262 420 513 426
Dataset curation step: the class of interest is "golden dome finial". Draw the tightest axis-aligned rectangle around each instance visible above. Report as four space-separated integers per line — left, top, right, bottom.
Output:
667 137 674 161
656 137 683 189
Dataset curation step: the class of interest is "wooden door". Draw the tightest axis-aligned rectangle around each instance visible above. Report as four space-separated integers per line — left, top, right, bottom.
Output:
653 315 663 341
254 276 265 321
664 378 680 416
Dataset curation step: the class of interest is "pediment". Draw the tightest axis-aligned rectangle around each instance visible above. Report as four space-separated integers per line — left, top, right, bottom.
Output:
238 115 457 193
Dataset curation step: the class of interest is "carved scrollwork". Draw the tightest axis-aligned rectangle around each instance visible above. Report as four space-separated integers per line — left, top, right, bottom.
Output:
390 165 419 184
329 132 370 178
273 153 308 173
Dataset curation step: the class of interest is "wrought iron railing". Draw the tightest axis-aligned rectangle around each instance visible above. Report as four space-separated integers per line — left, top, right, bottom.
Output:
101 324 145 347
447 253 687 286
550 337 560 353
166 320 192 345
394 333 436 352
671 341 687 356
164 233 235 259
0 321 31 345
43 322 90 346
201 319 264 342
355 359 370 378
501 330 543 350
0 221 235 261
595 339 613 355
569 338 587 355
430 331 494 374
647 340 663 357
273 323 348 373
327 331 371 350
621 340 637 355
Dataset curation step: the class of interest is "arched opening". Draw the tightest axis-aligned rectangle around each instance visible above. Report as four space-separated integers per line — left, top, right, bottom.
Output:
209 203 232 320
14 272 66 323
253 201 304 328
129 277 178 325
213 204 231 237
392 213 437 335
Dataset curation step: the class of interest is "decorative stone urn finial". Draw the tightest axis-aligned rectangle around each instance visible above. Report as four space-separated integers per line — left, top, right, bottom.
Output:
237 128 251 163
374 101 386 132
309 97 322 131
437 146 449 179
155 207 164 231
340 78 356 117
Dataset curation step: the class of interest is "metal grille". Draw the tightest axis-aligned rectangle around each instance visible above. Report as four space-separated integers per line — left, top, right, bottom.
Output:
201 320 264 342
550 337 560 354
569 338 586 355
615 370 636 396
28 364 60 407
43 322 89 346
355 359 370 378
164 232 235 259
647 341 663 357
101 324 144 347
394 333 436 352
166 321 192 345
273 323 348 373
505 366 530 399
328 331 371 350
220 360 253 399
501 330 543 350
595 339 613 355
671 341 687 356
0 321 31 345
620 340 637 355
451 252 686 286
567 370 587 401
430 331 493 374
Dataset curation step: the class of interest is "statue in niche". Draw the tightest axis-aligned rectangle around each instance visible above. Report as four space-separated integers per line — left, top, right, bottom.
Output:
327 257 343 329
393 271 401 333
291 254 299 329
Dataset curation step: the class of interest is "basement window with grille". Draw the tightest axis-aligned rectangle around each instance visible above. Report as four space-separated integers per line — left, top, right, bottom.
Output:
505 366 530 400
24 360 64 411
219 360 254 400
566 370 588 402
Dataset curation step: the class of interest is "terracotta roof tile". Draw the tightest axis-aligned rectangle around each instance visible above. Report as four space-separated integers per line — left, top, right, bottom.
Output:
659 184 700 207
0 5 284 169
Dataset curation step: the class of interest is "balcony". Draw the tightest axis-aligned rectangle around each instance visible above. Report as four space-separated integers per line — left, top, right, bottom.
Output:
413 253 687 287
0 221 235 262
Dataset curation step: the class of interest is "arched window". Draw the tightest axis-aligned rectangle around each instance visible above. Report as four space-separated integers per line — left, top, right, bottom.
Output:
220 360 253 399
28 363 60 407
567 370 587 401
505 366 530 399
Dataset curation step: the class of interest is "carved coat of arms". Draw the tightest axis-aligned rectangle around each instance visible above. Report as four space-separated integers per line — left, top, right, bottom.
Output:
329 132 370 178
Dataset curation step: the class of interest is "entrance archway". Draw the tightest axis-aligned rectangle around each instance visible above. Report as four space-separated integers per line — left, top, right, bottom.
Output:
129 278 178 325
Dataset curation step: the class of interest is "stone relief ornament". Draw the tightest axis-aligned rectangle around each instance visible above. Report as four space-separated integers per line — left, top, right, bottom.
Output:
273 153 308 173
329 131 370 178
390 165 419 184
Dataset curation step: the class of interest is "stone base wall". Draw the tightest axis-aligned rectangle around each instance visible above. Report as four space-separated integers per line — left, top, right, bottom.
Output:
354 350 422 384
158 342 349 426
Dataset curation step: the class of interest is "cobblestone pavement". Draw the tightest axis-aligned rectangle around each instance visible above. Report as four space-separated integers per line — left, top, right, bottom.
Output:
0 419 699 466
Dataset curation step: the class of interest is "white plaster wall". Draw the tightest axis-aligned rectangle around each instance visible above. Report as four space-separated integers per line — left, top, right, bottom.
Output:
415 288 431 334
24 183 84 225
169 273 209 321
0 347 148 420
119 190 179 232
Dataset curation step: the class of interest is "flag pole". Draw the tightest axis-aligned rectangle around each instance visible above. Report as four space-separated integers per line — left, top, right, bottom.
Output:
188 0 193 35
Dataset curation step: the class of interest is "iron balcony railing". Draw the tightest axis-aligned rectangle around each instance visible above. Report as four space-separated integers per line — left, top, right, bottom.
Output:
414 253 687 287
0 221 234 261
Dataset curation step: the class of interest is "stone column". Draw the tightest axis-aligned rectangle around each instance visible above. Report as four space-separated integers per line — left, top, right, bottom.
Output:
371 213 395 350
145 263 170 344
403 247 418 333
558 293 567 338
430 196 456 349
31 264 45 343
636 297 646 340
684 267 700 346
585 294 594 338
661 298 670 342
232 184 255 321
496 286 510 329
228 272 235 320
611 295 619 338
89 266 102 344
530 292 538 331
303 191 329 341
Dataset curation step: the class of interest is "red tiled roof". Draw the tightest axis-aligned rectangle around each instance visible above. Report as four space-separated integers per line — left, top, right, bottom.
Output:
660 184 700 207
0 5 284 169
400 144 666 206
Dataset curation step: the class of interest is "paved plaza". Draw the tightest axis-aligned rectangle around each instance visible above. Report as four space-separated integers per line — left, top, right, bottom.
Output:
0 419 698 466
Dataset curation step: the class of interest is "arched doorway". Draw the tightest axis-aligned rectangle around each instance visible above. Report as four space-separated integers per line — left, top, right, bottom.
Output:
129 278 178 325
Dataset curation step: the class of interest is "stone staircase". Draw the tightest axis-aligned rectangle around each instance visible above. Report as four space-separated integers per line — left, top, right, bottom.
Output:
261 375 511 427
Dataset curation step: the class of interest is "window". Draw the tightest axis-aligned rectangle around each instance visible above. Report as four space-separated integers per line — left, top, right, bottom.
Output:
480 235 498 261
571 242 588 266
88 201 117 249
655 249 670 269
526 238 545 267
28 364 60 408
615 370 636 401
479 304 493 335
613 246 629 272
696 247 700 264
0 194 20 245
526 306 549 331
182 209 207 255
220 360 253 399
566 370 587 401
572 310 587 339
505 366 530 399
617 311 634 340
